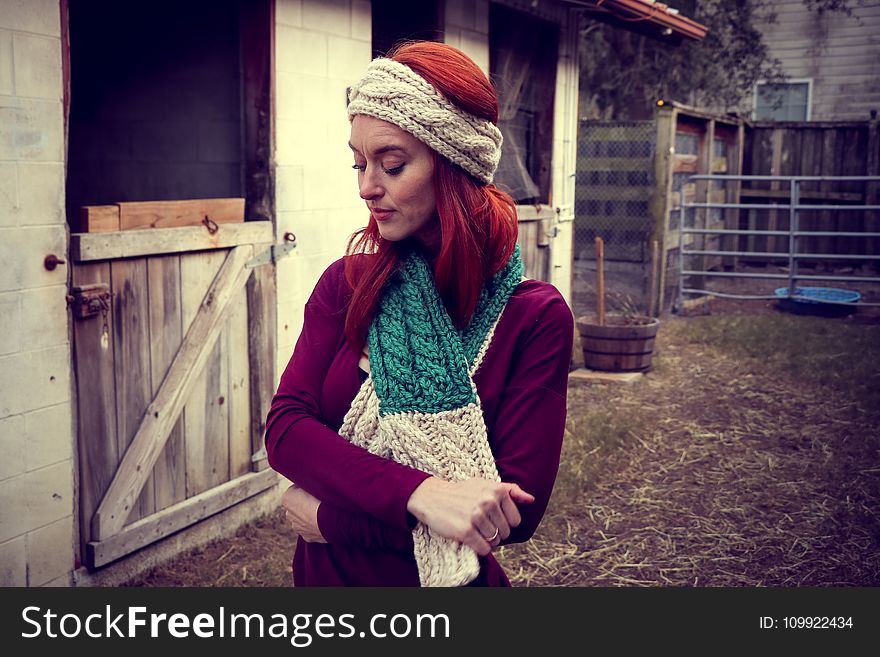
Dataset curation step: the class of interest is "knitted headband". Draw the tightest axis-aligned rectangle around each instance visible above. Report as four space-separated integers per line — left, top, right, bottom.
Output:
347 57 503 185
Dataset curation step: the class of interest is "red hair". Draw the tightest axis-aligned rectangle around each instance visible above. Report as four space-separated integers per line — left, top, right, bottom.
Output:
344 41 518 347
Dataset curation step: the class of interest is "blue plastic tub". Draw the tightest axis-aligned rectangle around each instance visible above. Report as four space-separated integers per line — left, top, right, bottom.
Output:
774 286 861 316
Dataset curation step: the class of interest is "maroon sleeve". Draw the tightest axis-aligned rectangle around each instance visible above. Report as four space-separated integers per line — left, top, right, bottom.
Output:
265 260 431 531
490 295 574 545
317 501 414 552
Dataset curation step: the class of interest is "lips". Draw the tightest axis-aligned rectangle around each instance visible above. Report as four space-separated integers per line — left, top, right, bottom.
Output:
371 208 394 222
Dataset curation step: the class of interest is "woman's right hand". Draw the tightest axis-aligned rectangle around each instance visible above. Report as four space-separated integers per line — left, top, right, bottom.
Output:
406 477 535 556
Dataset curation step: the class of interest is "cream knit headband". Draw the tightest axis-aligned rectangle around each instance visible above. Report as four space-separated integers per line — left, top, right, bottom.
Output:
347 58 503 185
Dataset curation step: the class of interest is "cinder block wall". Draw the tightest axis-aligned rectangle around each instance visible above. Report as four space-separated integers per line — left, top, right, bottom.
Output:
0 0 75 587
274 0 372 374
444 0 489 74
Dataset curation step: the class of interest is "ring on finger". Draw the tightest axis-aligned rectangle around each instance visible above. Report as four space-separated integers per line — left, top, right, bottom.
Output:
485 527 499 542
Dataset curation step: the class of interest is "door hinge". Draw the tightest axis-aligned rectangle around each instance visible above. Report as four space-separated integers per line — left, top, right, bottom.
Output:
247 232 297 269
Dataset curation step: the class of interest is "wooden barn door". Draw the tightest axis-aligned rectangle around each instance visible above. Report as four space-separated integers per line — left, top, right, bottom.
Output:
70 223 278 568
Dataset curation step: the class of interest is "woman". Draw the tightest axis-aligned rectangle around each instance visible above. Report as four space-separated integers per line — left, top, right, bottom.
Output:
265 42 573 587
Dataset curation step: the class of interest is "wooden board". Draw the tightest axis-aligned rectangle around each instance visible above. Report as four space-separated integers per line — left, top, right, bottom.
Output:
228 284 252 479
77 205 120 233
181 250 230 498
246 264 276 472
71 221 273 262
87 469 277 568
71 262 118 559
110 258 155 524
147 255 187 511
118 198 245 231
91 245 254 539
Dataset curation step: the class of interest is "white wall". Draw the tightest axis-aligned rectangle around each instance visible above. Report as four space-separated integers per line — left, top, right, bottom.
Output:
0 0 75 587
274 0 373 374
758 1 880 120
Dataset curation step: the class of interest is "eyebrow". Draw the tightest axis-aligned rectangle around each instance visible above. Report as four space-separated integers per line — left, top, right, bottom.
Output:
348 142 408 156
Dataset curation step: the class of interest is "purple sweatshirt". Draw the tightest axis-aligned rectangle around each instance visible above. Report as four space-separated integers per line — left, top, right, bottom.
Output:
265 257 573 586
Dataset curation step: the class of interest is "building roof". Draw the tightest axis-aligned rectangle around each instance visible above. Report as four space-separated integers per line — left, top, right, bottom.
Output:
564 0 708 41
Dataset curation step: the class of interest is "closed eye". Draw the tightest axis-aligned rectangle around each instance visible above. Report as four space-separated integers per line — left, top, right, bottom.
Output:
383 164 405 175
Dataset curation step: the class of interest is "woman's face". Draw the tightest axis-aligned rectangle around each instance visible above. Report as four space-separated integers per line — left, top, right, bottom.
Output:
349 115 438 247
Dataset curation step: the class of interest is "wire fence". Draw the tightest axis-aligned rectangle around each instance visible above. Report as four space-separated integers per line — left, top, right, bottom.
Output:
573 120 657 319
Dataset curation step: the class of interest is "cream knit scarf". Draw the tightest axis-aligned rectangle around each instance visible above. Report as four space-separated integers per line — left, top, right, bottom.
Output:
339 246 523 587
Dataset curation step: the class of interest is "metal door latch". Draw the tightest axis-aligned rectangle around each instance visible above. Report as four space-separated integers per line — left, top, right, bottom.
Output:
247 232 297 269
67 283 112 320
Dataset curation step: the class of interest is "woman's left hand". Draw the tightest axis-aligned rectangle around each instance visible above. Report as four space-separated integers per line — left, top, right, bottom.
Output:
281 484 327 543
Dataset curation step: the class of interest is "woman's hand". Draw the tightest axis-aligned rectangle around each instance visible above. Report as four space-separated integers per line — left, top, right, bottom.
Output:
406 478 535 556
281 484 327 543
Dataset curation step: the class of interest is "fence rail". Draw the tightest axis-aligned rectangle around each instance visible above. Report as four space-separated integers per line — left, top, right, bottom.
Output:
678 174 880 308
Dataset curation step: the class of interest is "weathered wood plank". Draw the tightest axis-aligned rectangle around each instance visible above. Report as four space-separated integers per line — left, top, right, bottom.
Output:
87 469 278 568
92 244 255 540
71 221 273 262
228 285 252 479
247 265 276 472
181 250 229 498
72 262 118 558
147 255 187 511
110 258 155 523
77 205 120 233
818 129 839 257
118 198 245 231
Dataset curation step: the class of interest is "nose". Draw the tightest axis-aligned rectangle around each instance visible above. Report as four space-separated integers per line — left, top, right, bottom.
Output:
358 167 383 201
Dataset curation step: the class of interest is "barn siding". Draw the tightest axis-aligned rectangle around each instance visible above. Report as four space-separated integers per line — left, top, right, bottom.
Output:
758 0 880 120
0 0 76 587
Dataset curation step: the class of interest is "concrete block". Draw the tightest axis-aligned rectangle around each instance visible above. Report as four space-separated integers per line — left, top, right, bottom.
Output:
41 572 72 586
0 535 26 586
276 71 305 121
24 403 72 472
0 474 26 541
351 0 371 42
0 97 64 162
0 225 67 292
327 36 371 81
0 414 26 481
24 461 73 533
445 0 474 30
26 515 73 586
475 0 489 34
276 25 327 76
302 161 361 210
0 0 61 37
459 29 489 75
302 0 351 37
13 33 61 100
277 0 303 27
0 345 70 417
306 81 349 126
0 291 21 355
197 120 241 163
17 162 64 225
276 166 305 212
0 162 17 227
0 29 13 96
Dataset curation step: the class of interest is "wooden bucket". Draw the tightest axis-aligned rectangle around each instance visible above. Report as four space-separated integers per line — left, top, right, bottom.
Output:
576 315 660 372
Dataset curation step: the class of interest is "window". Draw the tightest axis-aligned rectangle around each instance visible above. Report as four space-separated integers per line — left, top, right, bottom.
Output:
490 4 558 204
754 81 812 121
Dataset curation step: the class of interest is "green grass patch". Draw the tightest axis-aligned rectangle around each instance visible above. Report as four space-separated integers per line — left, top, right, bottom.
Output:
665 314 880 415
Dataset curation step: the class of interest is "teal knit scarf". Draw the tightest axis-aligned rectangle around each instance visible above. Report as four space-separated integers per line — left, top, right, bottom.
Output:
340 245 523 586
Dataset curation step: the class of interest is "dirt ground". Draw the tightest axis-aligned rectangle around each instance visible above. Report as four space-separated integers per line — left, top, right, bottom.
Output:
126 301 880 587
